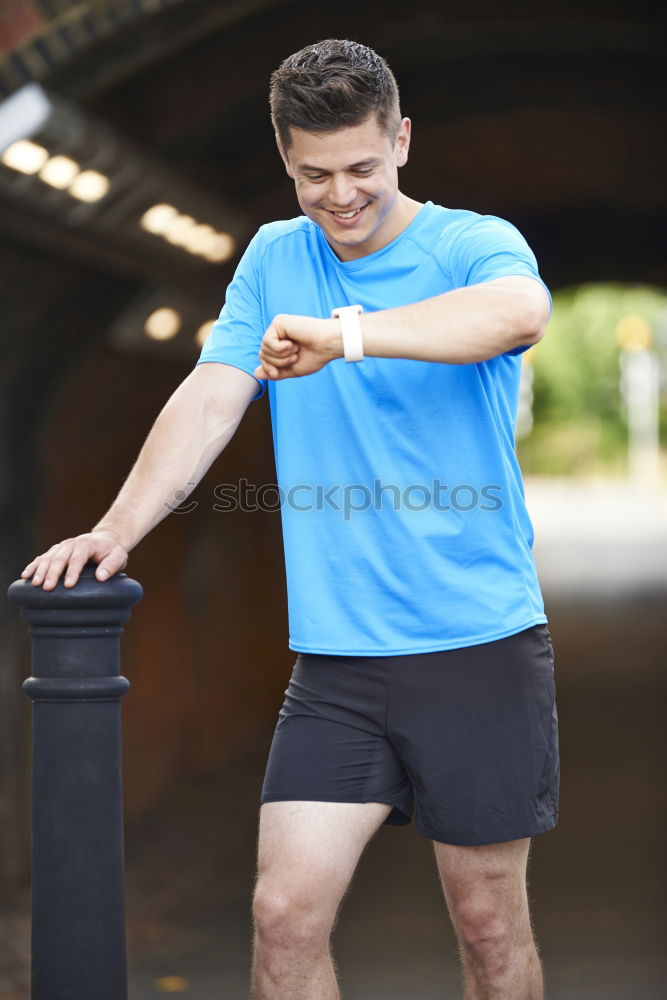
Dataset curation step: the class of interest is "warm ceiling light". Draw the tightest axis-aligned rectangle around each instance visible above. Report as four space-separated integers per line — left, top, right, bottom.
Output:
1 138 49 174
140 203 178 234
181 223 218 255
195 319 215 347
144 307 181 341
39 155 80 189
203 232 235 263
69 169 110 202
138 206 236 261
163 214 197 246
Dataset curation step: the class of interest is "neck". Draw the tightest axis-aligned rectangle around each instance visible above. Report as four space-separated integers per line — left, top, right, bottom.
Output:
333 193 424 262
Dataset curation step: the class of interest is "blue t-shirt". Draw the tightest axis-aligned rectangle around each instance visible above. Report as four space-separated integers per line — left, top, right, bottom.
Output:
197 201 549 654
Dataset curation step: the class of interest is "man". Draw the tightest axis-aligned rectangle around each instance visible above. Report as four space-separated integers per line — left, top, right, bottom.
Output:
23 39 559 1000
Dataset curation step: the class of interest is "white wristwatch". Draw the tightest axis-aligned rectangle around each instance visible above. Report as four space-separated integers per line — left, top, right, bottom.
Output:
331 304 364 362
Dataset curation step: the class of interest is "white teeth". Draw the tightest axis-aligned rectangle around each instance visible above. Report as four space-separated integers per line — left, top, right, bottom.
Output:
333 208 362 218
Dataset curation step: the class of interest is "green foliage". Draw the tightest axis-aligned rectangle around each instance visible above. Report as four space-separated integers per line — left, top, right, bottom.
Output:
517 284 667 476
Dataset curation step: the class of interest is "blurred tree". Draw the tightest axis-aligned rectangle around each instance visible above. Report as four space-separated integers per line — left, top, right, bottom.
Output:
517 284 667 477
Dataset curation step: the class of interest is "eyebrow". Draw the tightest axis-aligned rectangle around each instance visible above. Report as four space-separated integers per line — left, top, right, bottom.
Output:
298 158 380 174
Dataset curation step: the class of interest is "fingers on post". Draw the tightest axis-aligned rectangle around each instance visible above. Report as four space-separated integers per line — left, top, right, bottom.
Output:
33 539 76 590
63 537 98 587
67 536 127 586
95 546 128 583
24 533 128 589
24 543 59 585
21 555 41 578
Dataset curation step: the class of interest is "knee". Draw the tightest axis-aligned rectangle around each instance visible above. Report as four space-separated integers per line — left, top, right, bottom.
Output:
252 881 329 951
455 898 514 972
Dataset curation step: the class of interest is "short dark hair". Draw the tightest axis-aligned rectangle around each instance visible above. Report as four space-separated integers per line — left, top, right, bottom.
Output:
269 39 401 152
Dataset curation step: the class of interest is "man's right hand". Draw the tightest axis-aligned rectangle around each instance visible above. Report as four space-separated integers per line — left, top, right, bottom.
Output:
21 530 129 591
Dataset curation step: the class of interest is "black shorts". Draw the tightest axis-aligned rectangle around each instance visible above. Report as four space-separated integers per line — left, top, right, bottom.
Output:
261 625 560 846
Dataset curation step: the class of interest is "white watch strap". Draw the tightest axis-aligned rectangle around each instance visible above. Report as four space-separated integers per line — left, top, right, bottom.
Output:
331 304 364 363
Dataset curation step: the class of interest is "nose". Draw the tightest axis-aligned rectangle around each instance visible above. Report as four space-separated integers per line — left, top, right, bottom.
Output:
328 172 357 208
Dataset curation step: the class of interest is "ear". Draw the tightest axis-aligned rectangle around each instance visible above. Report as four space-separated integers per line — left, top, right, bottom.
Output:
276 138 295 179
395 117 412 168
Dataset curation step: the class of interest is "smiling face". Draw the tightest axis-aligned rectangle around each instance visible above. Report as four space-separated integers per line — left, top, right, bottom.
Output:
278 114 418 261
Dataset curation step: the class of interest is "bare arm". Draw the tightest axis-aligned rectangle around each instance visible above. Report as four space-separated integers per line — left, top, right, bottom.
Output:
22 363 259 590
354 276 549 363
254 277 551 378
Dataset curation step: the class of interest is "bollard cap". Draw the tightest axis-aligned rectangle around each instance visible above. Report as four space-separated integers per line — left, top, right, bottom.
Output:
7 560 143 612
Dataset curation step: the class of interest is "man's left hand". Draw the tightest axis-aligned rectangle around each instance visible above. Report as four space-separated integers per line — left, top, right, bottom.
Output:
254 314 343 381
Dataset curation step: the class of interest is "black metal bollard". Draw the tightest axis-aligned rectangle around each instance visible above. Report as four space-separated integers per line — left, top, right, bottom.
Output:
7 560 142 1000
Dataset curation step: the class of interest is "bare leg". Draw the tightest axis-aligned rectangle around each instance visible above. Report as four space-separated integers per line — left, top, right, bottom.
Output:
251 800 391 1000
434 837 544 1000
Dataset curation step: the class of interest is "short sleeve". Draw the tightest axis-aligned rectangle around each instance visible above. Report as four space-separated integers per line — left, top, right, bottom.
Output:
446 214 551 356
195 232 267 400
